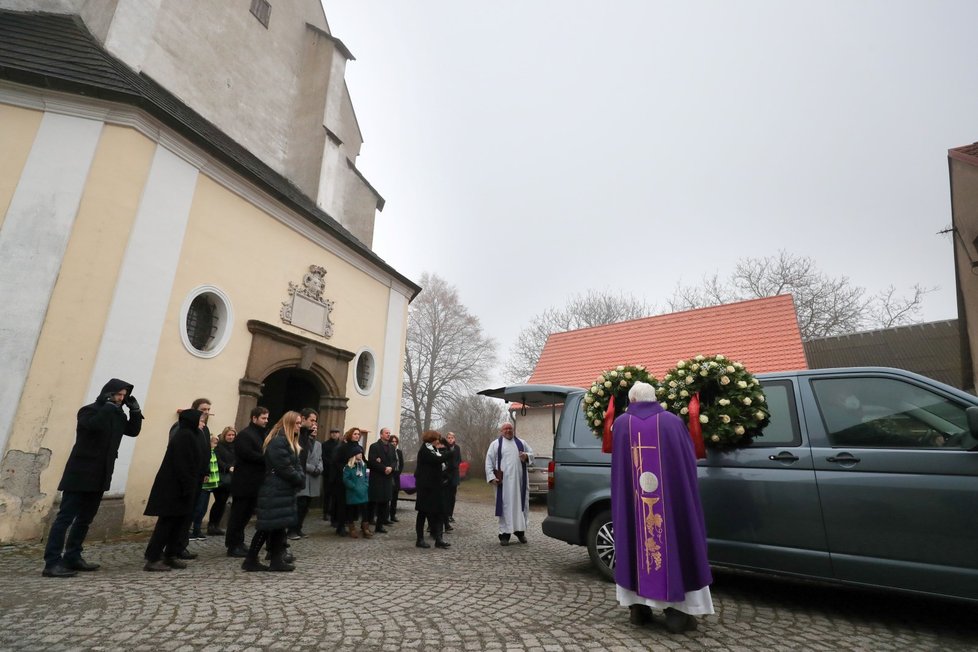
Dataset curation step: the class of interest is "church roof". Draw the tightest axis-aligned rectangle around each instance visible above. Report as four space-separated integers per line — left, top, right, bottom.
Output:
527 294 808 387
0 9 419 298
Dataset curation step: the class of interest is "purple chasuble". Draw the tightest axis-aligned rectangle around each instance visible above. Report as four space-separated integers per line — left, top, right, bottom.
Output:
610 401 712 602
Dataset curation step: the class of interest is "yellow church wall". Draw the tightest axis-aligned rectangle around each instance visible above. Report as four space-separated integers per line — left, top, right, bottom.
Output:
0 105 43 231
122 173 396 523
0 125 155 541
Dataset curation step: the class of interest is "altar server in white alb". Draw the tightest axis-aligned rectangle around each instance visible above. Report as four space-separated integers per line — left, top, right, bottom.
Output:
485 423 534 546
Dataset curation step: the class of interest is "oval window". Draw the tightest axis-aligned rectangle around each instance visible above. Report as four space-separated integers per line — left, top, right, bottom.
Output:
354 348 376 395
180 286 233 358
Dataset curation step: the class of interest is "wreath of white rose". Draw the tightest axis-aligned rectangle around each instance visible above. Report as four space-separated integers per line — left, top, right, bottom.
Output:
582 365 659 438
656 354 770 449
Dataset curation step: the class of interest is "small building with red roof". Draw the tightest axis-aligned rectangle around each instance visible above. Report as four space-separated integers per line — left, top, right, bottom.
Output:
514 295 808 454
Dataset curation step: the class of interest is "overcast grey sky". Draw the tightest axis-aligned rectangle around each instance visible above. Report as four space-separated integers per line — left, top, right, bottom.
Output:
324 1 978 383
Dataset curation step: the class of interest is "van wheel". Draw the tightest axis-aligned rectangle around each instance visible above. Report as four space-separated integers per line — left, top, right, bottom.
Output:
586 508 615 582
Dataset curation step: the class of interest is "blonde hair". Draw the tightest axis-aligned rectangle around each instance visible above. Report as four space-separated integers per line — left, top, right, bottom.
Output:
263 411 302 454
219 426 236 443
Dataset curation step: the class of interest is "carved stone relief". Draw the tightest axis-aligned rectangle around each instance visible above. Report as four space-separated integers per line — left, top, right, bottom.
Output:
280 264 334 338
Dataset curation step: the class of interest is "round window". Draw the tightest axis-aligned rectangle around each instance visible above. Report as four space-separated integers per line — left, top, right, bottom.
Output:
354 348 376 395
179 286 233 358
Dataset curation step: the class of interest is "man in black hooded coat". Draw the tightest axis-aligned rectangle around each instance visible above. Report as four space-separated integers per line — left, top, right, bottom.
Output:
42 378 144 577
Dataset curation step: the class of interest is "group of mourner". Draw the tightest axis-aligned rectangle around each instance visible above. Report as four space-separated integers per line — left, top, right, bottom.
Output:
41 377 713 636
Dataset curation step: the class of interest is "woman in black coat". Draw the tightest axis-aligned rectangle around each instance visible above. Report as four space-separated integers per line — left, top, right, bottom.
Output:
415 430 449 550
143 409 205 571
242 411 304 572
207 426 236 535
389 435 405 522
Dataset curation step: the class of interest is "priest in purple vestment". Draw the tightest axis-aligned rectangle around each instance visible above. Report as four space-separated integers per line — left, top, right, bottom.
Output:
610 381 713 634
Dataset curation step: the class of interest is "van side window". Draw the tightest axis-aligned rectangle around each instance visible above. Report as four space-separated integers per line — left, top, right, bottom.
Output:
812 377 969 449
749 380 801 447
570 396 603 449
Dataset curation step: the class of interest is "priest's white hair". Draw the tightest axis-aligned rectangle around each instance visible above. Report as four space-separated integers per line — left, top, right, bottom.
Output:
628 381 657 403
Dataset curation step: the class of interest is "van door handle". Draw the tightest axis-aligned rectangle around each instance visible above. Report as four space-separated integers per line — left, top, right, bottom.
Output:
768 451 799 463
826 453 861 464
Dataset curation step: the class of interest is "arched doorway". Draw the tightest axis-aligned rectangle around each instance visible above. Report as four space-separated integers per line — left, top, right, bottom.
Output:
260 368 321 426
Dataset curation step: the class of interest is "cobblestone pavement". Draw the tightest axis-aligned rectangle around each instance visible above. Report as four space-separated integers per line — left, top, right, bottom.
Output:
1 496 976 651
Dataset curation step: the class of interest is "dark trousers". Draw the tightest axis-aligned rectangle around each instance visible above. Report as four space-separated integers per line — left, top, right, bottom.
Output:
368 500 389 525
293 496 311 533
246 529 287 561
225 494 258 550
43 490 104 567
446 484 458 519
333 485 347 531
390 476 401 518
145 515 188 561
178 486 202 550
346 502 364 523
321 482 336 522
416 511 443 541
191 489 212 533
209 486 230 528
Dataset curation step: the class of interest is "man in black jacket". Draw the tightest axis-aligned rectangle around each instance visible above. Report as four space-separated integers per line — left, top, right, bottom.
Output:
443 432 462 529
320 428 341 525
367 427 397 533
42 378 144 578
224 406 269 557
169 398 212 559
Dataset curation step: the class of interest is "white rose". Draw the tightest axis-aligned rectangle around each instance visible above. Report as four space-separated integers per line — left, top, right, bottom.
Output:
677 360 686 368
597 389 604 396
604 381 612 388
691 363 700 371
593 418 602 426
720 376 730 385
756 411 765 419
660 402 668 410
751 379 759 386
617 365 624 371
680 390 689 397
699 415 709 424
619 380 627 387
734 426 745 435
743 397 752 405
680 407 688 415
668 394 676 400
737 381 748 389
726 365 735 373
718 399 730 406
656 387 666 395
721 414 731 423
758 395 765 403
700 370 708 376
695 354 705 361
624 371 632 379
610 370 618 378
685 374 694 382
711 434 720 442
596 375 605 384
715 354 725 360
584 395 594 403
669 380 677 388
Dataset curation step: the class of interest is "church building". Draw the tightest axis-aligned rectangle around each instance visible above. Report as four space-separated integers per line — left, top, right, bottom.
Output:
0 1 419 542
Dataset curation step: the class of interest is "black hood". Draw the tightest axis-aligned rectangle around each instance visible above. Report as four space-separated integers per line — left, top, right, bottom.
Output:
178 409 203 431
98 378 134 399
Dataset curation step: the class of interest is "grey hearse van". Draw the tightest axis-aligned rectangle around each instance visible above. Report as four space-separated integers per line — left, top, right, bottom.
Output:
480 367 978 603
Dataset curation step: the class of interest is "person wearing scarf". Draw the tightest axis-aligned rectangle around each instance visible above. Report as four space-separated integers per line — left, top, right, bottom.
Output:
484 422 533 546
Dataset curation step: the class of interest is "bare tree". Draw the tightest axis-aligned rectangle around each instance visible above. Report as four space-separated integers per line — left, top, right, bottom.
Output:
505 290 655 381
439 395 506 466
668 251 932 339
401 273 496 450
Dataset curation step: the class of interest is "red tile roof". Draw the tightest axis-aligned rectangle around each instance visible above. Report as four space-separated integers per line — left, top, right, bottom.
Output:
527 295 808 387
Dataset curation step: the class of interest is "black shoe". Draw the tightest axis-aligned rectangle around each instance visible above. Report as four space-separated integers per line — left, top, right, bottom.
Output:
664 608 694 634
374 526 388 534
629 605 652 626
64 558 100 572
434 540 451 549
389 516 399 523
176 549 198 560
416 539 431 548
241 558 269 572
269 554 295 572
227 546 248 558
444 524 454 532
498 534 511 546
515 531 527 544
163 557 188 569
287 531 301 540
42 563 77 578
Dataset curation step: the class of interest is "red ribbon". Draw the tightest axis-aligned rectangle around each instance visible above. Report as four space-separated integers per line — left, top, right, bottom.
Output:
601 395 615 454
687 392 707 459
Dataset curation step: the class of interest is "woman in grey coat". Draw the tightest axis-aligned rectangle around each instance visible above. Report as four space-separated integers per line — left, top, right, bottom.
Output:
290 417 322 540
241 411 304 572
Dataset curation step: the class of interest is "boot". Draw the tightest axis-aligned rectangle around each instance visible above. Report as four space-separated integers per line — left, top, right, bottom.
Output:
629 605 652 626
360 521 373 539
269 551 295 572
163 556 188 569
434 538 451 549
143 560 171 572
663 608 695 634
241 557 269 572
416 539 431 548
347 523 360 539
